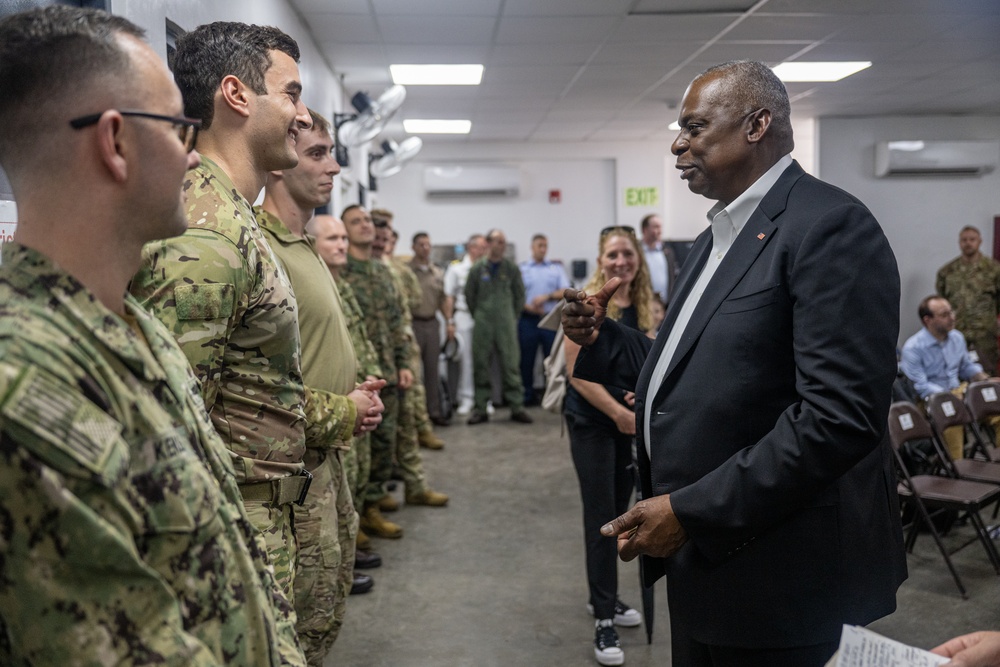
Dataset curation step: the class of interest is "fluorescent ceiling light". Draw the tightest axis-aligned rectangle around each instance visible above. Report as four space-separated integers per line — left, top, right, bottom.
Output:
404 119 472 134
771 61 871 82
668 121 681 131
390 64 484 85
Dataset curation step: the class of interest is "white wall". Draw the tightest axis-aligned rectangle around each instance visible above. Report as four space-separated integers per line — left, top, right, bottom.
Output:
817 115 1000 344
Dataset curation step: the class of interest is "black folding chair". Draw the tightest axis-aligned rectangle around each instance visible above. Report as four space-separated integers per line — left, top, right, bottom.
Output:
964 381 1000 463
888 401 1000 598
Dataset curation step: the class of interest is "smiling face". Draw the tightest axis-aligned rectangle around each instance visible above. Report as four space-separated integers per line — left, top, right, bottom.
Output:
599 233 639 287
282 124 339 210
671 72 756 206
250 50 309 172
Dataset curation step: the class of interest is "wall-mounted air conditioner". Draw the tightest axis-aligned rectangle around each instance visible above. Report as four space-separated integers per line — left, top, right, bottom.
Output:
875 140 1000 177
423 165 521 197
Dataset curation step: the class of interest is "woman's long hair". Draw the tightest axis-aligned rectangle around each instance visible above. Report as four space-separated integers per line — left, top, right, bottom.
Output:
584 226 653 332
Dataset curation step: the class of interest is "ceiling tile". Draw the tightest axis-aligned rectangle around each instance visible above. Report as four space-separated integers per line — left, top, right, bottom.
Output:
503 0 633 17
377 16 496 44
496 17 619 44
371 0 502 16
607 14 736 42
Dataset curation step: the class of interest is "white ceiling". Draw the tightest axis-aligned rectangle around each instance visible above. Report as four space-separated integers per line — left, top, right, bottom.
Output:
291 0 1000 144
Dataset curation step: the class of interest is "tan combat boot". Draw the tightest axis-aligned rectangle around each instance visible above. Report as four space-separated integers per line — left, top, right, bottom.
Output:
360 505 403 538
406 488 449 507
377 494 400 512
356 528 372 551
418 430 445 450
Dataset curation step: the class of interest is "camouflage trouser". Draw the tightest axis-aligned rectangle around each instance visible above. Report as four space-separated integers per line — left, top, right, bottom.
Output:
243 500 297 598
403 368 434 433
365 387 398 506
397 386 429 497
343 431 371 506
293 451 358 666
967 330 999 377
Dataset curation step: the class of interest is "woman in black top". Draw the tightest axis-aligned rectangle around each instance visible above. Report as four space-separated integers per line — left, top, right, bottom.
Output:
563 226 653 666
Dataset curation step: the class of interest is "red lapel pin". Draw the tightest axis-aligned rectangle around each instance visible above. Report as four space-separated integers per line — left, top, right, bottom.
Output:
757 233 766 240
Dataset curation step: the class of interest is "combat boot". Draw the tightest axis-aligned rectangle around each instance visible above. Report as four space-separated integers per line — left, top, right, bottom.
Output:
356 528 372 551
360 505 403 538
377 494 400 512
406 488 449 507
419 430 445 450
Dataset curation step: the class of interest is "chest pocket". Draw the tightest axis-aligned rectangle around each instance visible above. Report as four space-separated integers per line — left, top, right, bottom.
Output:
717 284 782 314
126 426 221 534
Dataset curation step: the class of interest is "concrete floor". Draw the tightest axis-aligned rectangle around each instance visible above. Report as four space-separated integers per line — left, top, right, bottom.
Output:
329 408 1000 667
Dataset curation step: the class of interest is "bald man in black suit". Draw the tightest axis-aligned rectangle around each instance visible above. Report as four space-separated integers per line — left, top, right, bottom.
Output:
563 60 906 667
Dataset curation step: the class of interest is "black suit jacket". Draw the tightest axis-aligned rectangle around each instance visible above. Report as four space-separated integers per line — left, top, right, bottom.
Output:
576 161 907 648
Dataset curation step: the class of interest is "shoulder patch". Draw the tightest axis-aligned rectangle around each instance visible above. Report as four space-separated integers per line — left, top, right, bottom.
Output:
1 365 122 476
174 283 236 320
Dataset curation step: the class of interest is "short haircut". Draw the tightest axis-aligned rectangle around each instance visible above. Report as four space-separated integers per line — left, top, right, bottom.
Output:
307 108 331 137
341 204 364 219
960 225 981 236
413 232 429 245
918 295 946 322
173 22 299 130
0 6 144 176
372 218 389 229
370 208 393 224
486 229 504 242
697 60 793 152
391 230 399 241
640 214 659 231
467 233 485 246
531 234 547 243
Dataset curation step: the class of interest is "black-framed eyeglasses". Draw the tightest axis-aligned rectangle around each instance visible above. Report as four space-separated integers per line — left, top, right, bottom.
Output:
69 110 201 152
600 225 636 237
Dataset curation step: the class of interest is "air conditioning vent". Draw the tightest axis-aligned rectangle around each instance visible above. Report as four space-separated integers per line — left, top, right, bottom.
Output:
875 140 1000 177
423 165 521 197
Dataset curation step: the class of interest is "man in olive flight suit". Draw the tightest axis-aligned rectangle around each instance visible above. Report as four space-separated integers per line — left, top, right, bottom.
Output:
465 229 534 425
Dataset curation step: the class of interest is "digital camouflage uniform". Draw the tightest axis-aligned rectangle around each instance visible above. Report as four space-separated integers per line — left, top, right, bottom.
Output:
257 209 358 664
131 157 343 601
342 254 413 506
0 243 304 666
937 254 1000 375
465 257 527 413
384 258 431 495
337 278 383 506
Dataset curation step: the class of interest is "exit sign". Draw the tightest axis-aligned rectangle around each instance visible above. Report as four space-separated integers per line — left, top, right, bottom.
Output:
624 187 659 207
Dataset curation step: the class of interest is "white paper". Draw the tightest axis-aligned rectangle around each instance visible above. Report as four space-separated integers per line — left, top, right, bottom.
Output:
983 386 998 402
941 401 956 417
826 626 949 667
538 299 565 332
898 413 914 430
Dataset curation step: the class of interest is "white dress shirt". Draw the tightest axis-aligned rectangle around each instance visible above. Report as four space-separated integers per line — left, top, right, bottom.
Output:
643 154 793 456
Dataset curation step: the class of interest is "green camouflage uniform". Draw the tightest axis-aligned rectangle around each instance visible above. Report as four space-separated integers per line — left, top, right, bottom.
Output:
257 209 358 664
465 257 526 412
342 254 413 505
337 279 383 505
383 258 430 496
0 243 304 666
937 254 1000 374
131 157 339 600
390 258 436 436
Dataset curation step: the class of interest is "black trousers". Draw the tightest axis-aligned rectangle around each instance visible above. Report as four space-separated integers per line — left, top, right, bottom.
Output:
565 411 634 620
671 627 839 667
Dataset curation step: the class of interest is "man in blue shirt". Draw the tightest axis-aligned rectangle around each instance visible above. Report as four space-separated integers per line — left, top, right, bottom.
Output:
518 234 570 406
901 295 991 459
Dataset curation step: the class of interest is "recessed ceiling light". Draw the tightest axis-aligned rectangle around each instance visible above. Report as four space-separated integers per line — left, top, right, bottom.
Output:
390 64 484 86
668 121 681 131
404 119 472 134
771 61 871 82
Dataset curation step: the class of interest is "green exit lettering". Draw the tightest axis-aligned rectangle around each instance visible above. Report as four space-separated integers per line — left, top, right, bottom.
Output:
625 187 659 207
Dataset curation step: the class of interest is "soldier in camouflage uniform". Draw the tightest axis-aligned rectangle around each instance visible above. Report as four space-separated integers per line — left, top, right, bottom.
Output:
937 225 1000 375
311 214 385 565
0 7 304 664
130 23 348 606
258 110 385 664
372 222 449 509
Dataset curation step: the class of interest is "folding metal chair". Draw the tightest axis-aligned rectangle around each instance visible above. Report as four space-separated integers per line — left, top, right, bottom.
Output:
964 381 1000 463
888 401 1000 598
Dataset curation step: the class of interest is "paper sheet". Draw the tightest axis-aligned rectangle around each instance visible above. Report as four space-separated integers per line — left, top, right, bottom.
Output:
824 626 949 667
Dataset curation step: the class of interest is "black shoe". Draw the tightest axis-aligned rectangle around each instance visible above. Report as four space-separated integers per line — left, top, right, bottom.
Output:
594 619 624 666
355 548 382 569
350 573 374 595
510 410 534 424
430 415 451 427
467 410 489 425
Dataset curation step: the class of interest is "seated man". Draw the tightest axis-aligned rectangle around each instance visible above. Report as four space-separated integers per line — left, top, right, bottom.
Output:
901 295 993 459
